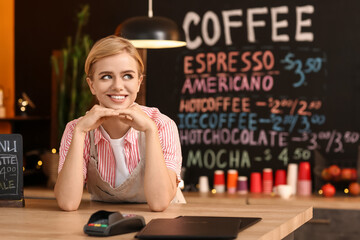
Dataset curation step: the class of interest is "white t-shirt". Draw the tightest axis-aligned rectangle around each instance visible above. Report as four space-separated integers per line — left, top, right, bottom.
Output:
100 126 130 187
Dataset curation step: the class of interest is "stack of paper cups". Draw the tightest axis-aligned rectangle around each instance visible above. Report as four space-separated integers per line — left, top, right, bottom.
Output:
287 164 298 195
227 169 238 194
274 169 287 186
214 170 225 193
262 168 273 194
274 169 287 194
198 176 210 193
250 172 262 193
237 176 248 194
297 162 312 196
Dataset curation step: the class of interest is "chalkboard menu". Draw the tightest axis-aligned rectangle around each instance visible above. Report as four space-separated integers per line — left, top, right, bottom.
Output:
147 0 360 188
0 134 24 207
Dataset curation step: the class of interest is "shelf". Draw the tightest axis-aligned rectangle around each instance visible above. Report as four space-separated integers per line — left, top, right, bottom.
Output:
0 116 50 121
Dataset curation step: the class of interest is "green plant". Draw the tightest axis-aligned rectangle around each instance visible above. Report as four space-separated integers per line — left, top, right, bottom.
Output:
51 5 93 144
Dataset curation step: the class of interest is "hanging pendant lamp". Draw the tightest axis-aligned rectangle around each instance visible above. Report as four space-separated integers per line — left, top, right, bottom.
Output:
115 0 186 49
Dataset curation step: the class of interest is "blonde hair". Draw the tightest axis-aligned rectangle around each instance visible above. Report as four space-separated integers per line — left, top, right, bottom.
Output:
85 35 144 78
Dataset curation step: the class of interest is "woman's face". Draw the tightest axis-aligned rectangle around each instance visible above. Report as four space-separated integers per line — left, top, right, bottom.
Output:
87 51 142 110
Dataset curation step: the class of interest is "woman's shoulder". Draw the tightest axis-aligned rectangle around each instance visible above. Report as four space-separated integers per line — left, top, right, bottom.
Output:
64 117 82 131
61 117 86 139
139 105 174 127
59 117 84 150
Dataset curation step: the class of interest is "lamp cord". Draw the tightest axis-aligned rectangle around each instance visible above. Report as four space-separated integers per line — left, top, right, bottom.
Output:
148 0 153 18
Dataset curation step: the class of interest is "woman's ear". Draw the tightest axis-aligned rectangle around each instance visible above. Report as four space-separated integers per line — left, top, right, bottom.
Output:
137 75 143 93
86 77 96 95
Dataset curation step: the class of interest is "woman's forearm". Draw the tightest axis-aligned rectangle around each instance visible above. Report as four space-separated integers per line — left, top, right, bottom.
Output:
143 127 177 212
54 128 87 211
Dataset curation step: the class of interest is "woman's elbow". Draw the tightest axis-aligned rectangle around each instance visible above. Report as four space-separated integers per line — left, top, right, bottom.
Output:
54 184 82 211
55 193 80 211
57 199 80 211
149 203 169 212
148 199 171 212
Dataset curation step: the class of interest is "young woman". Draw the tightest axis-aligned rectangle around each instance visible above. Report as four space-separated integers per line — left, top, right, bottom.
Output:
54 35 183 212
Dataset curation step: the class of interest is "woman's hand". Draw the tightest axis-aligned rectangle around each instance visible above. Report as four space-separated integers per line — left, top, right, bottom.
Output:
75 104 121 134
116 104 157 133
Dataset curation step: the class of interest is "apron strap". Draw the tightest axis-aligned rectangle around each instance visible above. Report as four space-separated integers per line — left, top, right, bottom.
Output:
89 130 98 167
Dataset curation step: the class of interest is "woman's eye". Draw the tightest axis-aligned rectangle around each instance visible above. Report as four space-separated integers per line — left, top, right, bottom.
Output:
123 74 134 80
101 75 112 80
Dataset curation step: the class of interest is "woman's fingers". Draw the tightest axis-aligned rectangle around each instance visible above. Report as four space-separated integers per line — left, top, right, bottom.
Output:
118 114 133 122
115 105 139 119
89 105 120 117
116 105 156 132
79 104 154 133
77 105 120 132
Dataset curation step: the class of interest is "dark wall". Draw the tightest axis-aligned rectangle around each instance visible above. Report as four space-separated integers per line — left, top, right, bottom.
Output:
15 0 149 117
15 1 360 189
14 0 165 151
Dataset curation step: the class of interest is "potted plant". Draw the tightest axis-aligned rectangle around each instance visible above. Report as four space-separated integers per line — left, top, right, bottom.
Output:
51 4 94 145
44 5 94 187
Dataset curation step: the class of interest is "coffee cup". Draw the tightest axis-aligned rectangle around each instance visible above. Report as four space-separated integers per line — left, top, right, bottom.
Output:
277 184 292 199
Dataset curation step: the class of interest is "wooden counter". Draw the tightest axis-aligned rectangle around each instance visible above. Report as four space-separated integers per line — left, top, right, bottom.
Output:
247 193 360 210
183 192 360 210
185 191 360 240
0 188 313 240
24 187 360 209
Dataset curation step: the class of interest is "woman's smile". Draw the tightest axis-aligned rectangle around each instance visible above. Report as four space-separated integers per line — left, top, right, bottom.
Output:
109 94 127 102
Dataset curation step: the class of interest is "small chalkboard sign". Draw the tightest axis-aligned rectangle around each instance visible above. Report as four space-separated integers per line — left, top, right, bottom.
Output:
0 134 24 207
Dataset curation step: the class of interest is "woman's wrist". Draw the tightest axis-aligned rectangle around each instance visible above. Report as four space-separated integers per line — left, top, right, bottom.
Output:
144 121 158 135
73 125 88 138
